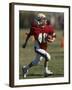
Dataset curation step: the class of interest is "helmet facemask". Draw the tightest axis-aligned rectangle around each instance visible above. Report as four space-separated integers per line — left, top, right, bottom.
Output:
35 13 47 27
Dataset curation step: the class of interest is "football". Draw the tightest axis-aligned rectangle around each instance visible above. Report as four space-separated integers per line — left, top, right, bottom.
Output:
48 35 53 40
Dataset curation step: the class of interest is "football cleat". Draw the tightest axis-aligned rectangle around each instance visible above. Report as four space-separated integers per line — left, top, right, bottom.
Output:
44 70 53 77
22 66 29 78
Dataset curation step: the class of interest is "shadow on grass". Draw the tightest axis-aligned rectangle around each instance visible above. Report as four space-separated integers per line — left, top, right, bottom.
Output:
28 73 64 77
20 73 64 79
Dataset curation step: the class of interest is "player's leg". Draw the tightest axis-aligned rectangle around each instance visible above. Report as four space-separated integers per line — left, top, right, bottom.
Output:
35 48 53 76
44 60 53 77
22 53 43 78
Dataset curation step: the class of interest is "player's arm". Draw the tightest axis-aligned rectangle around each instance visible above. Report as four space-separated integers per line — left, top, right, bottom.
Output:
22 29 32 48
48 32 56 43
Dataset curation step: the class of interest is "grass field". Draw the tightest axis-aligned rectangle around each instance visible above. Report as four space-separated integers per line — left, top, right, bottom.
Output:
19 29 64 79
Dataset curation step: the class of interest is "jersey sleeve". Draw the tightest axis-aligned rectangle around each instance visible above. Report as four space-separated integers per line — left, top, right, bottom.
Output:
48 25 56 38
29 27 33 35
30 21 36 35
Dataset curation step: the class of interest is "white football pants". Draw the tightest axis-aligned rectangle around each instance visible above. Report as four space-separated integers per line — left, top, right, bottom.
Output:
32 41 51 65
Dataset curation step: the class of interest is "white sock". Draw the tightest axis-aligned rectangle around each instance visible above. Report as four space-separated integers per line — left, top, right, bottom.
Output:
44 67 48 73
45 67 48 71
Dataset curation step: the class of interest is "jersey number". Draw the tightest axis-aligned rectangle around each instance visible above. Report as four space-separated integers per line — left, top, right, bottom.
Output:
38 33 47 43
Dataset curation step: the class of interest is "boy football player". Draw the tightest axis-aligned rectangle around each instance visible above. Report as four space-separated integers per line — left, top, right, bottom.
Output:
22 13 56 78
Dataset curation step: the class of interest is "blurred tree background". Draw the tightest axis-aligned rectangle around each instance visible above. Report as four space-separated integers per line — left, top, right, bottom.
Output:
19 11 64 30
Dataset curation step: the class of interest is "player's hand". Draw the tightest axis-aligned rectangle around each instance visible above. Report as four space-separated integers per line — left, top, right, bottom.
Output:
48 39 54 42
48 38 55 43
48 35 52 42
22 43 26 48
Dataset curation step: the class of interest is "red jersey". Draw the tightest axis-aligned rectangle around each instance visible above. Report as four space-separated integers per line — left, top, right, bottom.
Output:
30 24 54 50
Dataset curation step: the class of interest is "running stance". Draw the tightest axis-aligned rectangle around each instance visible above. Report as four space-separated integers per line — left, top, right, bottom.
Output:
22 13 56 78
